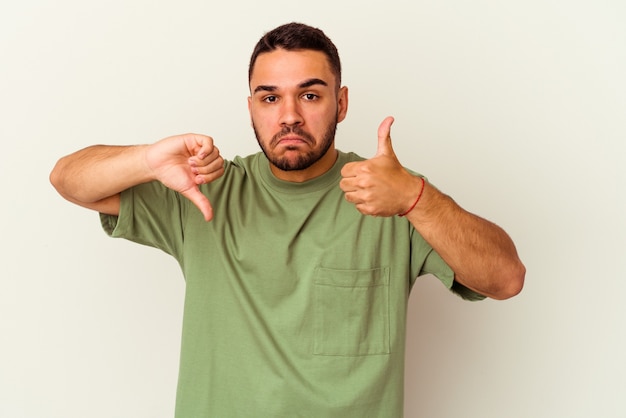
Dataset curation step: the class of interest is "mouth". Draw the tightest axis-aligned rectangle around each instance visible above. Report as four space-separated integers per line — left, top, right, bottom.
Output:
271 127 314 148
277 135 308 147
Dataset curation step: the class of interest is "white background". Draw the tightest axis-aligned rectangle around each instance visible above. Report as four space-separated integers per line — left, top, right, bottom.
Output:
1 1 624 417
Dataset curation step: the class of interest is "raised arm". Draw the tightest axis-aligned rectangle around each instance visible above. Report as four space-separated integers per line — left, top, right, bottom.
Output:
50 133 225 221
339 117 525 300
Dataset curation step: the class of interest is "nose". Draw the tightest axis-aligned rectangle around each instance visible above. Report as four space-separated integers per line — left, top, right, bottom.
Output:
279 97 303 127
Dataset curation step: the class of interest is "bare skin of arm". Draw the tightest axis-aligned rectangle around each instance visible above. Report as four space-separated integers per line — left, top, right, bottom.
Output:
339 117 525 300
50 133 225 221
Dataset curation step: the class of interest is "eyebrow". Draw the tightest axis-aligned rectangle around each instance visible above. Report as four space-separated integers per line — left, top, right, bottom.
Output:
253 78 329 94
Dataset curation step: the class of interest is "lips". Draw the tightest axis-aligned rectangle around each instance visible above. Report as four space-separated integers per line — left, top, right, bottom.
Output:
271 127 314 147
277 136 307 146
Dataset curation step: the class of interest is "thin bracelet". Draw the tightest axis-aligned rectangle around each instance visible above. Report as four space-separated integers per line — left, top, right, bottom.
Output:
398 177 426 217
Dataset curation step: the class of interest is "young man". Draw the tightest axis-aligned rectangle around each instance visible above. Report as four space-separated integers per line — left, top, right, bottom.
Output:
50 22 524 418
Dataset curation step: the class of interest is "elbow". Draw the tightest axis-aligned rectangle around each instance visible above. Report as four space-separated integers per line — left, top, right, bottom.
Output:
491 260 526 300
49 160 64 193
49 158 76 202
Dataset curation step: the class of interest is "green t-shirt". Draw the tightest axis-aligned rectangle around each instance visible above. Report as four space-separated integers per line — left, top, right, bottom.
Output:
101 151 481 418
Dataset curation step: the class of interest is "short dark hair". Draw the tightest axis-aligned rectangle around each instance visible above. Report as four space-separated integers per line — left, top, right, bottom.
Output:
248 22 342 88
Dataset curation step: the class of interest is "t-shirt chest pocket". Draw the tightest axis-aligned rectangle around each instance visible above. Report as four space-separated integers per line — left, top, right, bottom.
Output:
313 266 390 356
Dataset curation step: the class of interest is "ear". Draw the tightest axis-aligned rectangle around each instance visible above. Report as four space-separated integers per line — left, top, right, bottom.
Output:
336 86 349 123
247 96 255 127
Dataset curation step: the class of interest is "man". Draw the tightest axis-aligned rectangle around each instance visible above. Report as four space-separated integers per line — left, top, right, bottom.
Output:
50 22 524 418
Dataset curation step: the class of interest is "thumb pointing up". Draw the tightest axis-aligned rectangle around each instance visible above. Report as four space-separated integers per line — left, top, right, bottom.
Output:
375 116 396 157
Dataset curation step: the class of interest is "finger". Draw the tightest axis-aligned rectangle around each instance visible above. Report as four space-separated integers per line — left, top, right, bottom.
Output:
194 164 225 185
191 144 220 166
342 189 362 204
340 161 359 178
339 177 358 193
184 133 215 160
191 149 224 174
375 116 395 157
181 186 214 221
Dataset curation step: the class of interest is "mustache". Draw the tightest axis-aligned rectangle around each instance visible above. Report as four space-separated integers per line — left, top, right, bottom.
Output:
271 126 315 146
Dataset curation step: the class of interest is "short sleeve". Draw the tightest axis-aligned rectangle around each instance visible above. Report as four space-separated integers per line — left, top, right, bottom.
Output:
98 182 186 258
412 236 486 302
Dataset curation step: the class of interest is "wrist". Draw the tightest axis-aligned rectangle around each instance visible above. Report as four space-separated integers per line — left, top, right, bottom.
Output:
398 176 426 217
141 143 163 182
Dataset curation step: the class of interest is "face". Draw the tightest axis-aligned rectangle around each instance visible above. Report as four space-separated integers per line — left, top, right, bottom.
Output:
248 48 348 181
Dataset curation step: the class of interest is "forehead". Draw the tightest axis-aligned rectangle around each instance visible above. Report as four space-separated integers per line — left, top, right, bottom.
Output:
250 49 335 90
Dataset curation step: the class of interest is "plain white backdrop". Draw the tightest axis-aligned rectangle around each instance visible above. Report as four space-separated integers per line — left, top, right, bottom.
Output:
1 1 624 417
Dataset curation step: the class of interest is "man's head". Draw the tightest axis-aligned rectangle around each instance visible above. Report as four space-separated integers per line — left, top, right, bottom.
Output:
248 22 342 91
247 23 348 182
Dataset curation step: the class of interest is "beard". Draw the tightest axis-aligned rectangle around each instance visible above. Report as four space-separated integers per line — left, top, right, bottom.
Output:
253 118 337 171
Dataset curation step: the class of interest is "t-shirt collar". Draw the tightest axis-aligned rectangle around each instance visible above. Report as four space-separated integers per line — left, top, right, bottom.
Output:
258 151 348 195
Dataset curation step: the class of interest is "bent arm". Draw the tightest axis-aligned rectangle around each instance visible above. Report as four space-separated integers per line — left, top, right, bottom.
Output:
404 177 526 300
340 117 525 300
51 134 225 221
50 145 152 215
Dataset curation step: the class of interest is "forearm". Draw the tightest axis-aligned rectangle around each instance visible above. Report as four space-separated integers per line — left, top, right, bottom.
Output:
405 181 525 299
50 144 153 204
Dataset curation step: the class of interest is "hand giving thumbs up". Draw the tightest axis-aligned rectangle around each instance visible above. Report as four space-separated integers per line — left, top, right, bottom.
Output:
339 116 425 217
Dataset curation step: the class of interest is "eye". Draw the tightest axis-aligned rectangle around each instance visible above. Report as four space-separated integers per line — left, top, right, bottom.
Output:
263 95 278 103
302 93 319 101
